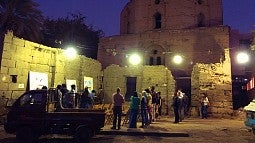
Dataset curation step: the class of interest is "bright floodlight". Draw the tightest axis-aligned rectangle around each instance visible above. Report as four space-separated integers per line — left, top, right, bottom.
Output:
65 47 77 59
129 54 141 65
236 52 249 64
173 55 183 64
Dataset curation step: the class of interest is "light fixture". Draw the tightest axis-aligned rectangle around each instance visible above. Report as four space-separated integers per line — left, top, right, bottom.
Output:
65 47 77 59
173 55 183 64
236 52 249 64
128 53 141 65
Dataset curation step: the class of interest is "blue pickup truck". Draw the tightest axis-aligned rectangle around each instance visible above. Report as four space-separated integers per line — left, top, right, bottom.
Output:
4 88 106 143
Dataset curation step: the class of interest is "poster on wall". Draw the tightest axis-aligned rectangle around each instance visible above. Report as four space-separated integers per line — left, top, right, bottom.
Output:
29 71 48 90
84 76 93 92
66 79 77 91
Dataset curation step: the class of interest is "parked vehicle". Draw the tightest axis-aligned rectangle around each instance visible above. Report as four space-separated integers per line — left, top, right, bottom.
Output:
244 99 255 135
4 88 106 143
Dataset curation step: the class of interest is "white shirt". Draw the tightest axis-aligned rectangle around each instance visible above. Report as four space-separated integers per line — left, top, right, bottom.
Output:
202 97 209 106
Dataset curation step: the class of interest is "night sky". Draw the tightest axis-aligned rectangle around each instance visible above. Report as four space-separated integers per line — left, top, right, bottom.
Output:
34 0 255 36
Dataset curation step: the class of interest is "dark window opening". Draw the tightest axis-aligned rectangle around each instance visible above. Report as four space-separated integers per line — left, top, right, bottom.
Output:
11 75 17 83
127 22 130 34
156 57 161 65
125 77 137 101
153 50 158 55
155 0 160 4
154 13 162 29
149 57 154 65
197 13 205 27
197 0 204 5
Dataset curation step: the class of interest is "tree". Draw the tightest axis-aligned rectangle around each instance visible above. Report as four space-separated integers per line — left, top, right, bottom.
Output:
0 0 44 42
42 13 104 59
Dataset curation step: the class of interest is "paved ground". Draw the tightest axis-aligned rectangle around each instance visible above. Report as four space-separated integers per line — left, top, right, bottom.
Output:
0 116 254 143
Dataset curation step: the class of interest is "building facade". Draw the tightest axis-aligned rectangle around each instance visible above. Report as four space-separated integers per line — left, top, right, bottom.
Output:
98 0 227 76
98 0 235 117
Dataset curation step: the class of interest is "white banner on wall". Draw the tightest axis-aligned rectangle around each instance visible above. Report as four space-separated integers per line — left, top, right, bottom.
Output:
66 79 77 91
29 71 48 90
84 76 93 91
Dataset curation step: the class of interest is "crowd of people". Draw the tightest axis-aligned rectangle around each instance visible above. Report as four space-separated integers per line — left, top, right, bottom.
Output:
42 84 209 127
110 86 211 129
47 84 96 109
111 86 162 130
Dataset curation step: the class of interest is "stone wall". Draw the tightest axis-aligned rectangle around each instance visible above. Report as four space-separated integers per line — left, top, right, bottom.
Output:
103 65 175 115
98 26 230 73
120 0 223 34
0 32 102 100
191 49 232 118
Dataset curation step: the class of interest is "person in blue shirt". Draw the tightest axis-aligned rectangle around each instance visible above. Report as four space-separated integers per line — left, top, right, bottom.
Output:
129 91 141 128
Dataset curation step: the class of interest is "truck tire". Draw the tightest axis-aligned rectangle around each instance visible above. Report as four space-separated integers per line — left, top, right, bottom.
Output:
16 126 37 143
75 127 92 143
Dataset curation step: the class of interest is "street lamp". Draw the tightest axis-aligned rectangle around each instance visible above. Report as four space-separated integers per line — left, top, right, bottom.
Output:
128 53 142 65
172 55 183 65
65 47 77 59
236 52 249 64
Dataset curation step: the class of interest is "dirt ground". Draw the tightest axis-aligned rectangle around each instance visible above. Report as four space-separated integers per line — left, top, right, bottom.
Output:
0 116 254 143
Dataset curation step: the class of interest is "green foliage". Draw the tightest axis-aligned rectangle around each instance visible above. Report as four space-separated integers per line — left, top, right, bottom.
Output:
0 0 104 59
0 0 44 42
42 13 104 59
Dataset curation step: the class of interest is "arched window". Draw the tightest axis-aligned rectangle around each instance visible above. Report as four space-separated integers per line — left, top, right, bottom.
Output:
155 0 160 4
149 57 154 65
154 12 162 29
156 57 161 65
197 13 205 27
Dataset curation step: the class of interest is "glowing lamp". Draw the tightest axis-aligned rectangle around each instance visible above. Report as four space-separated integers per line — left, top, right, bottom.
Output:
173 55 183 64
65 47 77 59
236 52 249 64
128 54 141 65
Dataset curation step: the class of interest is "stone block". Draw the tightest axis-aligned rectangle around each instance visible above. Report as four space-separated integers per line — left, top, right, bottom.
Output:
0 83 9 90
0 74 9 83
16 61 29 69
1 59 9 67
2 50 13 60
0 67 8 74
8 83 20 90
18 75 28 83
30 64 37 71
12 90 26 99
21 69 29 76
8 68 18 75
212 101 224 108
38 65 50 72
223 101 232 107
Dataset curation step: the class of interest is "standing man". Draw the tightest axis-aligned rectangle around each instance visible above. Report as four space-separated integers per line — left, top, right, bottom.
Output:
177 89 184 122
173 91 181 123
111 87 125 130
69 84 77 108
140 91 148 128
150 86 157 122
201 94 210 119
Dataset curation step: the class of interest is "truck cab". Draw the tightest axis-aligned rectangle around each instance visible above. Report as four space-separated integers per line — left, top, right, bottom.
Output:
4 88 106 143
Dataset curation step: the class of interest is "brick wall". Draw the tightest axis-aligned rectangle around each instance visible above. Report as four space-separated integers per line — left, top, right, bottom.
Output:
103 65 175 115
120 0 223 34
0 32 102 100
191 49 232 118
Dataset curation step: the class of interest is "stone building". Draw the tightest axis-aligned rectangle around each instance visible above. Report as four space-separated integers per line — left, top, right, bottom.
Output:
0 0 241 117
0 32 102 101
98 0 234 117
